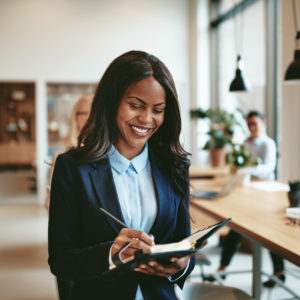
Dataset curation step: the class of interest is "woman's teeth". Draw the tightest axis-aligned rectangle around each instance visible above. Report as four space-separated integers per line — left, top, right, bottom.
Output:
131 125 149 133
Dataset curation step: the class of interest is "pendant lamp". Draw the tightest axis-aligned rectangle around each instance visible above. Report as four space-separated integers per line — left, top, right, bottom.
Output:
284 1 300 84
229 55 250 92
229 2 251 92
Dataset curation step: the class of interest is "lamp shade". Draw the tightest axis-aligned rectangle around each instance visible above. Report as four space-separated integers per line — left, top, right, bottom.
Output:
229 56 250 92
284 49 300 84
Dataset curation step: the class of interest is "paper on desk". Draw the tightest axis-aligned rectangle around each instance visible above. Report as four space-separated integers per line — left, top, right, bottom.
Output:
250 182 290 192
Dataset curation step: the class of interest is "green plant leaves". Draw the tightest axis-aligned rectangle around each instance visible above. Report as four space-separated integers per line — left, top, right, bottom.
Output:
289 181 300 191
190 106 243 150
227 143 260 168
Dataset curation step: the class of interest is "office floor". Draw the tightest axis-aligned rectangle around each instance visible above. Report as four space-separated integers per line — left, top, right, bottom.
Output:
0 171 37 205
0 205 57 300
0 204 299 300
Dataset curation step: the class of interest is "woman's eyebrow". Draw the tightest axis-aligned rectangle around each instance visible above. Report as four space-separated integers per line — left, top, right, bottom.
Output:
153 102 166 106
127 96 146 105
127 96 166 107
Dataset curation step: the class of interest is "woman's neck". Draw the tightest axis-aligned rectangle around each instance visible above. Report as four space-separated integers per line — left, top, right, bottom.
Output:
114 140 145 160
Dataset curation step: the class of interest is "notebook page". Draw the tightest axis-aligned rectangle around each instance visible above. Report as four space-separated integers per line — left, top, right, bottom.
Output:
182 223 219 243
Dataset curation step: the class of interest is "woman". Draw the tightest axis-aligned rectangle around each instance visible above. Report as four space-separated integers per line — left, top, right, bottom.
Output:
46 95 93 300
209 111 284 287
46 95 93 209
48 51 198 300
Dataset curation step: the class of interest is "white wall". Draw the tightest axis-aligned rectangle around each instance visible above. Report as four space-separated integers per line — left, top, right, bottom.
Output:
277 0 300 182
0 0 191 203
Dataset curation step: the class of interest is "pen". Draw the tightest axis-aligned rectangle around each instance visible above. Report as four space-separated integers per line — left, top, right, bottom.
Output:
99 208 129 229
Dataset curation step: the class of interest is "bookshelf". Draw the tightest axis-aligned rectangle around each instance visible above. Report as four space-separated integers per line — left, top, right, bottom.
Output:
0 82 36 168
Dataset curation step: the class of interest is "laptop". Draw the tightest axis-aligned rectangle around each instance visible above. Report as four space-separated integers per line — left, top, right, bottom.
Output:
191 173 248 200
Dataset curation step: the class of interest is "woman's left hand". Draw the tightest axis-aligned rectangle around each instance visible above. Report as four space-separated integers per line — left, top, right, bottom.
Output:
134 253 193 278
134 240 208 278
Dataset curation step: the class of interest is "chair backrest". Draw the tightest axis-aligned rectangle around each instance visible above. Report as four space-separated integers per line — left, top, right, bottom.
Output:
175 283 252 300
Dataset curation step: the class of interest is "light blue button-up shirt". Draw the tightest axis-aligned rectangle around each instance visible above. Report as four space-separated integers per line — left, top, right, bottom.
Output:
108 143 189 300
244 134 277 180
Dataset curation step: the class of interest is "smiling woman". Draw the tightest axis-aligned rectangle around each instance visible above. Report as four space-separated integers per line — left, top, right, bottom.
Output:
116 77 166 159
48 51 197 300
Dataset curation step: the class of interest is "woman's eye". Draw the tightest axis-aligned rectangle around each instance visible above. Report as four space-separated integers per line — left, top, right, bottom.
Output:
153 110 163 114
130 104 141 109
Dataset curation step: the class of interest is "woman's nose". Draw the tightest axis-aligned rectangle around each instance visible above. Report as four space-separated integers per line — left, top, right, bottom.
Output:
138 109 152 124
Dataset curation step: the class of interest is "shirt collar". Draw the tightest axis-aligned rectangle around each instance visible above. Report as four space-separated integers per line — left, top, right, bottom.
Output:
109 143 148 175
251 134 267 145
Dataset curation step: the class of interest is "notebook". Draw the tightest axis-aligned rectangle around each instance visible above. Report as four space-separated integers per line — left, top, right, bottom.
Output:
191 173 247 199
97 218 232 280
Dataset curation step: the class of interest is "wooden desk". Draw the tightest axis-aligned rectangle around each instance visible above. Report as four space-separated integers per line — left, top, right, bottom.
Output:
189 165 230 179
190 177 300 299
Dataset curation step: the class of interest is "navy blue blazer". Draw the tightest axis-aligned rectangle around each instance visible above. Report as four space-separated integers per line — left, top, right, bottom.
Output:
48 147 195 300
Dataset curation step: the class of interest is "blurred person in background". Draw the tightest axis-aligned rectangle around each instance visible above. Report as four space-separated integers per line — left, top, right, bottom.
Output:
46 95 93 300
208 111 285 287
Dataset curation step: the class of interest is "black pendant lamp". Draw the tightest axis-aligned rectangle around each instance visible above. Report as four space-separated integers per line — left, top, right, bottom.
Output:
229 55 249 92
229 2 250 92
284 0 300 84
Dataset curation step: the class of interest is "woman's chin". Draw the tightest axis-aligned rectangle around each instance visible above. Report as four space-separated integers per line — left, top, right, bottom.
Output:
127 138 148 149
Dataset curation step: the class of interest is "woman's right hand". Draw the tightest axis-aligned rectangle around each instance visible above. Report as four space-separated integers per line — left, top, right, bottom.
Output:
111 228 155 260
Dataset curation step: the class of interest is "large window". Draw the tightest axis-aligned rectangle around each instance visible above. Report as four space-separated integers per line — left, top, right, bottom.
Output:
213 0 267 142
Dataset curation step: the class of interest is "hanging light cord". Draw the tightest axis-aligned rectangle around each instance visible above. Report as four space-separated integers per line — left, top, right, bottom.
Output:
293 0 300 50
292 0 299 34
233 0 245 59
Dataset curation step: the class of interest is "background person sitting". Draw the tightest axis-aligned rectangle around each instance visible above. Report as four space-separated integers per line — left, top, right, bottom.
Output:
208 110 285 287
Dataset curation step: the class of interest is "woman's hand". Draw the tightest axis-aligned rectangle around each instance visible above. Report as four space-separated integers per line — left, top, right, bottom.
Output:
134 240 209 278
111 228 155 260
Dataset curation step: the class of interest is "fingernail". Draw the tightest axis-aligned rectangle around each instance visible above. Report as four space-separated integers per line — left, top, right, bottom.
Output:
149 262 154 266
134 268 139 271
141 265 146 269
171 259 175 262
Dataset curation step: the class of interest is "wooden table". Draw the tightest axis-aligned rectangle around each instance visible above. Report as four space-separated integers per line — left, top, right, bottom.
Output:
190 176 300 299
189 165 230 179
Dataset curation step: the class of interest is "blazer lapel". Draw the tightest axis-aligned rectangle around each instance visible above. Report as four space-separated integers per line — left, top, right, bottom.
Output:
89 158 126 236
149 149 172 239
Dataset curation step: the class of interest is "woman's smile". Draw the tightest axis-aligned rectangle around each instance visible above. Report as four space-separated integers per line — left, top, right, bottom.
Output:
128 124 154 137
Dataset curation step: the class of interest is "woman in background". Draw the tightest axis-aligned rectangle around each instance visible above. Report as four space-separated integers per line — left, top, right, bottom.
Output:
209 111 285 287
46 95 93 300
46 95 93 209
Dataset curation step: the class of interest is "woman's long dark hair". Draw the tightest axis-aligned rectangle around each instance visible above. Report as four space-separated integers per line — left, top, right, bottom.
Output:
70 50 190 205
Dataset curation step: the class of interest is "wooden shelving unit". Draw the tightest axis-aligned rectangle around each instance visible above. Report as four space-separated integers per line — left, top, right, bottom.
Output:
0 82 36 168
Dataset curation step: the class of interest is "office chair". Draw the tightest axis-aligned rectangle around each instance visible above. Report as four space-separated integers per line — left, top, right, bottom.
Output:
175 283 252 300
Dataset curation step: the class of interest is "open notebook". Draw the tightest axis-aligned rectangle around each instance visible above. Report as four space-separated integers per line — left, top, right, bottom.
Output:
97 218 232 279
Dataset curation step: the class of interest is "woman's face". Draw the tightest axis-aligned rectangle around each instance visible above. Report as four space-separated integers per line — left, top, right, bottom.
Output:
76 102 91 132
116 76 166 152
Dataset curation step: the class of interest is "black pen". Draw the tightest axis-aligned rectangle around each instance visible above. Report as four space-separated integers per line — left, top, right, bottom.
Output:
99 208 129 229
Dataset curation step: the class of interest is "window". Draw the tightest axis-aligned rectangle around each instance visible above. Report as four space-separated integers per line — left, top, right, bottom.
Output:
213 0 267 142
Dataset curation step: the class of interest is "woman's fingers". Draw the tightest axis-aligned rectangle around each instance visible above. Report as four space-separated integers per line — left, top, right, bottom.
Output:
135 263 178 278
121 228 155 246
114 237 152 251
201 240 209 248
112 229 155 257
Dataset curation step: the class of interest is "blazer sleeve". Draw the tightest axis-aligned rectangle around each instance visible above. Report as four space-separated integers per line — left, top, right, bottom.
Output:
48 154 113 281
169 165 195 289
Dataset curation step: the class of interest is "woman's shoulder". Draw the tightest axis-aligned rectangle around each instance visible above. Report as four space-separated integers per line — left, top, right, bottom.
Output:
55 149 78 166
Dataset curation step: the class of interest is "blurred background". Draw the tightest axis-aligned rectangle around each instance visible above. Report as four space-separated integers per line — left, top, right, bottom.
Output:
0 0 299 299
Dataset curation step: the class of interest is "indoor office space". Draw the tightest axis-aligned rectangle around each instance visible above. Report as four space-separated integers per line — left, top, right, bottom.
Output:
0 0 299 299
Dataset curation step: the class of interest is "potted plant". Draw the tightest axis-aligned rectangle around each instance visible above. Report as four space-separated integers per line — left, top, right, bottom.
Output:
226 144 260 174
190 107 242 167
288 181 300 207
